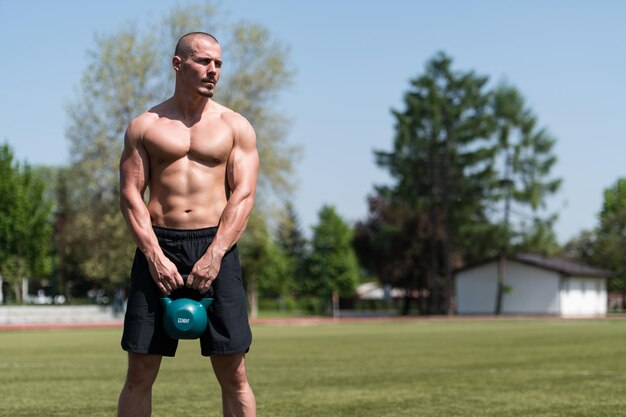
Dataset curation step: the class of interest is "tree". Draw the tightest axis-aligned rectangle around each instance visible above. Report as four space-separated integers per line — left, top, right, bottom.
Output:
562 180 626 309
561 229 597 265
353 196 438 315
592 178 626 306
374 52 495 314
61 0 297 294
257 241 291 301
275 202 308 295
238 211 290 318
51 167 87 297
0 143 53 302
304 205 360 314
371 53 561 314
62 26 161 293
490 85 561 313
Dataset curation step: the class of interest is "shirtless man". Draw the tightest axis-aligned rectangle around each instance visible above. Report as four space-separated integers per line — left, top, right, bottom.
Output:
117 32 258 417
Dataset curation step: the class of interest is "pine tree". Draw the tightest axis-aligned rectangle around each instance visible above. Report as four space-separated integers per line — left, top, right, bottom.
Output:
491 85 561 313
304 205 360 314
275 202 308 295
372 53 561 314
375 52 495 313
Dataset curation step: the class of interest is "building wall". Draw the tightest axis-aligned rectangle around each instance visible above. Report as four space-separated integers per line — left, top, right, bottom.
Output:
560 276 607 317
502 262 560 314
455 263 498 314
456 261 560 314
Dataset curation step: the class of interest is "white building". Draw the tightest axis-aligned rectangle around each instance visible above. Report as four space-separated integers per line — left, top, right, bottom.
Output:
455 253 611 317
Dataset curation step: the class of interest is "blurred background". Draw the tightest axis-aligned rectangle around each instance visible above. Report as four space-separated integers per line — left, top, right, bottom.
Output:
1 0 625 319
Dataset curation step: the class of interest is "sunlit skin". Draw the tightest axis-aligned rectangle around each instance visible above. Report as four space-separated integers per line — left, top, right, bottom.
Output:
119 36 258 295
118 34 258 417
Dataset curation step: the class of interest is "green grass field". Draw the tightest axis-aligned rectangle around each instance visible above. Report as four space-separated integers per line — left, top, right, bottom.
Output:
1 318 626 417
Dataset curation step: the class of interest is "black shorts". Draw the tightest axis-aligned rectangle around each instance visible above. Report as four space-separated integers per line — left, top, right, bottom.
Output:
121 226 252 357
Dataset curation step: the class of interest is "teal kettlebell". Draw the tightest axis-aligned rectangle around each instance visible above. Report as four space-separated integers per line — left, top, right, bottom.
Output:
160 276 213 339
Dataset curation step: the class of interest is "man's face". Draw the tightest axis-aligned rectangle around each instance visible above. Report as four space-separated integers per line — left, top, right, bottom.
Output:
177 39 222 98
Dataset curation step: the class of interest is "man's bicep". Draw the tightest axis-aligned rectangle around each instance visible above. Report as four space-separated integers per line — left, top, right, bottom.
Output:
120 125 149 194
228 119 259 192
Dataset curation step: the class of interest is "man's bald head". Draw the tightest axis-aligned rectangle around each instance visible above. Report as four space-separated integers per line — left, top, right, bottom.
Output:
174 32 219 59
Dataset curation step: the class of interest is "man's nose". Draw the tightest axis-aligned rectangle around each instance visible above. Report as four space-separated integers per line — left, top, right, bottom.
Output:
207 61 216 73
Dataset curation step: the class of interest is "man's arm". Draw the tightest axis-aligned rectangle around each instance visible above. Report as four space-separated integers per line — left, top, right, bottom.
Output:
119 118 184 295
188 113 259 293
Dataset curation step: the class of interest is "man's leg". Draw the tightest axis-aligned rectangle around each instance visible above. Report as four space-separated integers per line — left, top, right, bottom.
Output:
118 353 163 417
211 353 256 417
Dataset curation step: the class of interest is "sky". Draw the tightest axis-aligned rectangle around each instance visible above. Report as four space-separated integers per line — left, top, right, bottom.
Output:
1 0 625 244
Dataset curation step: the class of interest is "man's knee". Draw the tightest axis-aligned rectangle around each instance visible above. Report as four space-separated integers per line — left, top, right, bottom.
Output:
211 354 249 389
125 353 162 389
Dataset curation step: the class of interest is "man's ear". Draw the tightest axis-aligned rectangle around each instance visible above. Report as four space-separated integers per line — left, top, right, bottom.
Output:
172 56 182 72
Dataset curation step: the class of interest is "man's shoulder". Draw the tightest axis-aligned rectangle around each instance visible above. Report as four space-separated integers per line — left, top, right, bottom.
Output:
211 102 253 132
131 110 159 127
126 103 168 138
210 101 237 118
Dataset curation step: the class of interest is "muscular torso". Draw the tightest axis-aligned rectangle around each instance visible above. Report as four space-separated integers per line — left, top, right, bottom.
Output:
141 105 234 229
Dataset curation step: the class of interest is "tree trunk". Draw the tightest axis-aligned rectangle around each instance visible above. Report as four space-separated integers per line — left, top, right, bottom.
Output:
428 215 440 314
13 281 22 303
332 291 340 318
443 243 453 315
441 125 454 315
247 275 258 319
22 277 29 302
495 252 506 314
402 291 411 316
496 153 513 315
428 136 441 315
442 197 454 315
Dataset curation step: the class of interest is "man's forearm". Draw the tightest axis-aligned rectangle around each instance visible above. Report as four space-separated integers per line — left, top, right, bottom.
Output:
209 189 255 257
120 193 162 260
121 191 184 294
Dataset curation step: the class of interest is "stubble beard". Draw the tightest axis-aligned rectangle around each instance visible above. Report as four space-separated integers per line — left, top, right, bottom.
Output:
198 87 214 98
198 79 217 98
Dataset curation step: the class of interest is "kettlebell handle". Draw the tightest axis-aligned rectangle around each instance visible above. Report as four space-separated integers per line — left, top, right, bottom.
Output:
160 296 213 309
159 273 214 305
181 273 214 298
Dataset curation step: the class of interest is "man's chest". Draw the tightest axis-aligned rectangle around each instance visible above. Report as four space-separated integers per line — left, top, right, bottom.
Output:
143 119 234 164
